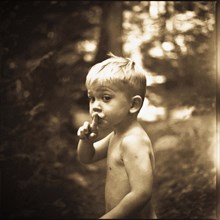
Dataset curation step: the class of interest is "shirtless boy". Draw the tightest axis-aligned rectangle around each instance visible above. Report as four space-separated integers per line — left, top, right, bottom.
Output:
77 53 157 219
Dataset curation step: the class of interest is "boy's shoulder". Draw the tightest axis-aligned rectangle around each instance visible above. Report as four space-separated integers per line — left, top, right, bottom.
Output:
120 131 155 168
120 131 152 152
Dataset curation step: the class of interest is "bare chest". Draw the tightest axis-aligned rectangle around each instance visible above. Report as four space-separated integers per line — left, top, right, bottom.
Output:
107 138 123 170
106 137 129 191
105 138 130 210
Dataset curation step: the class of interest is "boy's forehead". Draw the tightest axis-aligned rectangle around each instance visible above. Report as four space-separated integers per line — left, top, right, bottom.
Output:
87 84 116 94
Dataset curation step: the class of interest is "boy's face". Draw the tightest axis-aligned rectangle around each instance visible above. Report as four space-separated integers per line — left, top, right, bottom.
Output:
87 82 131 130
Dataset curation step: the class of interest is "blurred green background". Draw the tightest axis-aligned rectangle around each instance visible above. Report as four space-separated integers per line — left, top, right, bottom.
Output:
0 1 217 219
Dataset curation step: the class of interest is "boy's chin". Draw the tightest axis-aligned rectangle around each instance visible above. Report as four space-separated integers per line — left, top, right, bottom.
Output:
97 124 107 129
97 124 112 131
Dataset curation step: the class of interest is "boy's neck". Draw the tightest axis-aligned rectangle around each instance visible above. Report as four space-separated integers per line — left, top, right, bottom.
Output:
113 114 138 136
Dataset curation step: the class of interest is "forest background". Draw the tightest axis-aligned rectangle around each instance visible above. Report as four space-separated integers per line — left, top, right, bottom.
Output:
0 1 218 219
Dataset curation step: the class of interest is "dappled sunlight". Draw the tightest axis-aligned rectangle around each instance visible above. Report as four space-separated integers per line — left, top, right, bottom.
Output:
138 97 167 122
124 33 168 86
67 172 89 188
147 75 166 85
77 40 97 52
123 4 154 83
149 1 166 19
85 164 99 172
162 42 175 52
148 92 163 105
71 108 91 128
170 106 195 120
174 10 214 34
175 35 188 54
154 135 179 152
149 1 159 19
76 40 97 62
207 118 218 171
174 12 196 32
149 46 164 58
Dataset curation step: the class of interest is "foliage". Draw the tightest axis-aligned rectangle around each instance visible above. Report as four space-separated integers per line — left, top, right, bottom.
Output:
124 1 216 108
148 114 216 219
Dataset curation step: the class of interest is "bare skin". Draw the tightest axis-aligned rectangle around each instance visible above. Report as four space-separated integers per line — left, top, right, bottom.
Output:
77 84 157 219
104 124 157 219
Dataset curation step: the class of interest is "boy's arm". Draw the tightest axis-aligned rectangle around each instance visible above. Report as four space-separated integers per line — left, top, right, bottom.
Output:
100 135 154 219
77 113 113 164
77 131 112 164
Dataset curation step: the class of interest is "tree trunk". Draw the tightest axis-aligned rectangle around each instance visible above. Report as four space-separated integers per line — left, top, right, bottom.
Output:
95 1 123 63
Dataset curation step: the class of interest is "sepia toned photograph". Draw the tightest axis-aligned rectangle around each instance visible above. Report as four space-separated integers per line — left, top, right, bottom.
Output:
0 1 218 219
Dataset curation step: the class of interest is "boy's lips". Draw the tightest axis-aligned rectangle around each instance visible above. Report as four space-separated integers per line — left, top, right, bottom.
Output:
92 113 104 119
91 113 104 125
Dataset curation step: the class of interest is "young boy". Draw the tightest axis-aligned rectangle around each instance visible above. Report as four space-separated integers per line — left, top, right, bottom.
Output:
77 53 157 219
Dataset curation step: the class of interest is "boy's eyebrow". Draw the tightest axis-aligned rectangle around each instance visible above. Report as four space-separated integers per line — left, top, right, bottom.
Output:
88 86 116 94
98 88 115 93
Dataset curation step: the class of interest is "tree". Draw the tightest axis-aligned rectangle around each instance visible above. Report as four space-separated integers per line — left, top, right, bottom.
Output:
95 1 123 62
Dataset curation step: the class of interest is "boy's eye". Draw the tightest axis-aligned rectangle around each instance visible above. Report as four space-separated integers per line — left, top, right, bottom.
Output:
103 95 111 102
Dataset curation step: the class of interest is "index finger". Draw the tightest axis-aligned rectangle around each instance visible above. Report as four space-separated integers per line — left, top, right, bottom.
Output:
90 113 99 131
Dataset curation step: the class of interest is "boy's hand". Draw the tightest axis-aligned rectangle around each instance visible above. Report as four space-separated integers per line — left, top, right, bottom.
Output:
77 113 99 141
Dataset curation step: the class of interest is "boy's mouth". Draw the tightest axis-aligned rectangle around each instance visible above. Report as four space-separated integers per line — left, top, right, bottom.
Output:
92 113 104 125
92 113 104 119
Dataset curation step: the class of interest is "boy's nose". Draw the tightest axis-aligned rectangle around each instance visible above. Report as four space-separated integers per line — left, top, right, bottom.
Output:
91 101 101 112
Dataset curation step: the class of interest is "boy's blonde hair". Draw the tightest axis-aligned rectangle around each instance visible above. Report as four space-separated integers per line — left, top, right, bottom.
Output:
86 53 147 99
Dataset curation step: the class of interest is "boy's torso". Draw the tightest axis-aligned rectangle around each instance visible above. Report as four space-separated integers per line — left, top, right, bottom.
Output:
104 126 156 218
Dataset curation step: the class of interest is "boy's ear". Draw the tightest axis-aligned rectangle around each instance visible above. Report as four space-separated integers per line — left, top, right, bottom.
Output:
129 95 143 114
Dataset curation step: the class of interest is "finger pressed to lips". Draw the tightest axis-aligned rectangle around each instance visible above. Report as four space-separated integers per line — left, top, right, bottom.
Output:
77 118 99 140
91 112 105 120
91 114 99 130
